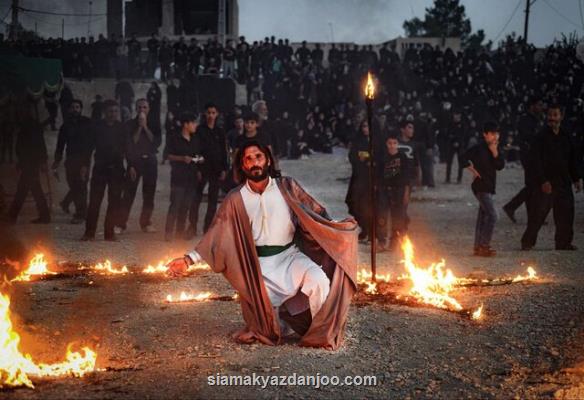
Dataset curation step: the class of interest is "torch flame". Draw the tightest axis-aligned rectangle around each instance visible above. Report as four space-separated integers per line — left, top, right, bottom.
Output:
11 254 57 282
400 237 463 311
0 293 96 388
165 291 213 303
365 72 375 99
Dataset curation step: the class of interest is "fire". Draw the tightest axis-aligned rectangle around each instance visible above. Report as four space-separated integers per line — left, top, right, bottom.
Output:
400 237 463 311
512 266 538 283
142 259 211 274
0 293 96 388
356 268 391 294
11 254 57 282
86 260 129 275
165 291 213 303
365 71 375 99
471 304 483 320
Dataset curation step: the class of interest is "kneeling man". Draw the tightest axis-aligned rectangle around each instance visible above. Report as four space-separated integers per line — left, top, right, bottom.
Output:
167 141 357 350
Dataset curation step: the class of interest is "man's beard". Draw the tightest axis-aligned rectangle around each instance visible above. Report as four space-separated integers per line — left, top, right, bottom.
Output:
244 165 269 182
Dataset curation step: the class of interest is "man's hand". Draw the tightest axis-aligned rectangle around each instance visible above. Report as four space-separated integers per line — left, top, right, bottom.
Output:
80 166 88 181
488 140 499 157
425 148 434 156
466 161 481 181
183 156 193 164
219 170 226 181
541 181 552 194
128 166 137 181
166 257 189 277
574 179 583 193
138 112 147 128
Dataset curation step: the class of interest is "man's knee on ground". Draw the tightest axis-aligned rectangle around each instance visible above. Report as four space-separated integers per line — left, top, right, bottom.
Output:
301 266 330 300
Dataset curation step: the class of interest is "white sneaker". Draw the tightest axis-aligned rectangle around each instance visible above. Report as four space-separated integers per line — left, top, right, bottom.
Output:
114 227 125 235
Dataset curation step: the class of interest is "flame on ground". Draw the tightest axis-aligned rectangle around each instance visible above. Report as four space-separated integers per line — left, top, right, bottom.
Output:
512 266 538 283
143 259 211 274
11 254 57 282
0 293 96 388
400 237 463 311
86 260 129 275
165 291 213 303
471 304 483 320
356 268 391 294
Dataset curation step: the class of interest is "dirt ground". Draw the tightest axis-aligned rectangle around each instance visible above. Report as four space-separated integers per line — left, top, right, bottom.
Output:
1 135 584 399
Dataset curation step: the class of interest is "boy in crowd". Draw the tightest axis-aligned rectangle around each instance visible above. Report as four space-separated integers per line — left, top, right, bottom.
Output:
463 121 505 257
164 112 203 241
376 134 413 252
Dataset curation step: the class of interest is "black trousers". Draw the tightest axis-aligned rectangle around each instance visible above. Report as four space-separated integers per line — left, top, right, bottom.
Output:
165 184 195 237
85 165 123 238
62 159 88 218
504 153 529 214
521 185 575 249
445 144 464 183
189 172 220 233
8 166 50 221
377 186 407 244
118 157 158 229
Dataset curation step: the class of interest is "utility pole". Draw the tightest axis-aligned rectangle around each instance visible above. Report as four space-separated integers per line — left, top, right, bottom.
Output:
10 0 19 40
524 0 531 43
217 0 226 46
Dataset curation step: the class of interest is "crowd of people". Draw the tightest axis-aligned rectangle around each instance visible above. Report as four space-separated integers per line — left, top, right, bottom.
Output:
0 33 583 253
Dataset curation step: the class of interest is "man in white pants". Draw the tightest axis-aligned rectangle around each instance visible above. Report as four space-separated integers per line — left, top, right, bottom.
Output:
167 141 358 350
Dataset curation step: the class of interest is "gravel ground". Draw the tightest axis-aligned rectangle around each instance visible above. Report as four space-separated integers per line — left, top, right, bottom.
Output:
1 140 584 399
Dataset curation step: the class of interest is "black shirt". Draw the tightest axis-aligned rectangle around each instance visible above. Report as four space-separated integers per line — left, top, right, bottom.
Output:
378 151 409 188
125 118 162 164
197 124 228 175
90 121 126 169
234 130 272 152
397 137 420 185
525 126 580 188
167 134 203 187
463 142 505 194
16 120 47 169
54 115 93 164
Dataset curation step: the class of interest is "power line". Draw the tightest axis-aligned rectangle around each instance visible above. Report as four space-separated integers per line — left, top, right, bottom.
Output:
493 0 523 43
17 6 112 18
541 0 583 29
579 0 584 30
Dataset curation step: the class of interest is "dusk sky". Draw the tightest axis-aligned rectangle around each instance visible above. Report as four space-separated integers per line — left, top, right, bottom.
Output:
1 0 583 47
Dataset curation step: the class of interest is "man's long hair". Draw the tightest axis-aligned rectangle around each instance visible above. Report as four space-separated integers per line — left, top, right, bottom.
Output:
235 141 279 184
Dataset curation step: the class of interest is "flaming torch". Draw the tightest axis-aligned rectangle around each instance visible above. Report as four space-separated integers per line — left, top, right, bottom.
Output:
364 71 377 282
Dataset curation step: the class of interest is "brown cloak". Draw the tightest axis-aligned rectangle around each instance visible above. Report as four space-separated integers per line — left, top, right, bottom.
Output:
194 176 358 350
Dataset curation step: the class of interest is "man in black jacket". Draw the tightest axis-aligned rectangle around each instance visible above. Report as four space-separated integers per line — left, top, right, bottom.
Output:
7 104 51 224
463 121 505 257
52 100 93 223
503 97 543 222
82 100 126 241
187 103 228 236
445 110 468 184
117 99 161 233
521 104 582 251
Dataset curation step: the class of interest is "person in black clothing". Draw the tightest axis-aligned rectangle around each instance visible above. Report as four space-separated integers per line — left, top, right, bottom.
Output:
397 120 421 231
463 121 505 257
114 80 135 117
117 99 161 233
146 33 160 78
445 110 468 184
502 97 543 223
91 95 104 121
290 129 311 159
376 135 412 252
147 82 162 137
165 112 203 241
7 104 51 224
82 100 126 241
187 103 228 236
52 100 93 223
521 105 582 251
346 120 372 241
44 89 59 131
